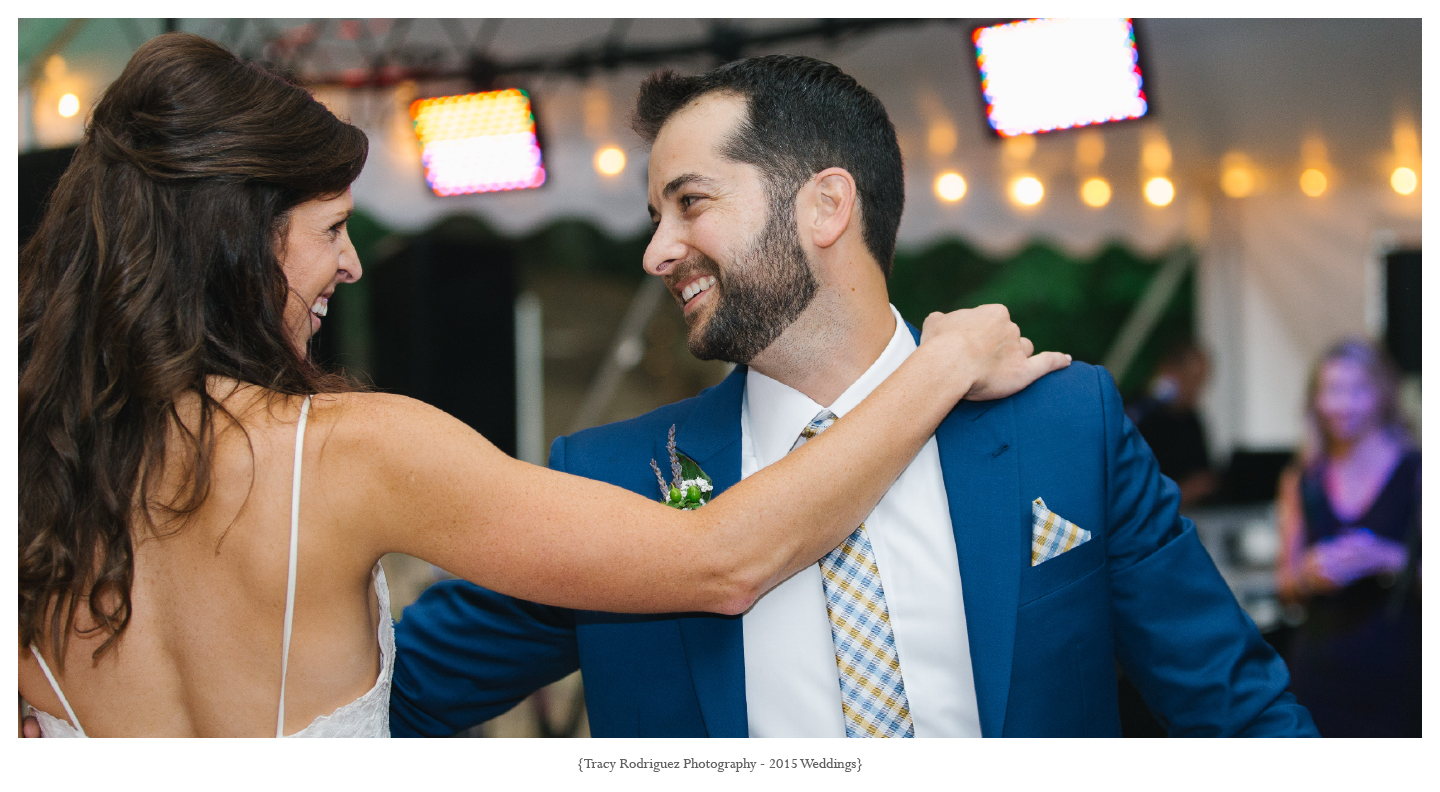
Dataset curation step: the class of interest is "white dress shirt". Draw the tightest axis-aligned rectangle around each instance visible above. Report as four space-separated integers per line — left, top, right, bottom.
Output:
741 305 983 737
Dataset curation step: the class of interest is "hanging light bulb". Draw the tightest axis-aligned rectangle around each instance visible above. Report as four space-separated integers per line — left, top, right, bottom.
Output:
1011 175 1044 206
1299 168 1328 197
57 93 80 118
1144 176 1175 206
595 146 626 176
934 171 967 202
1220 152 1256 198
1080 177 1111 207
1391 167 1418 195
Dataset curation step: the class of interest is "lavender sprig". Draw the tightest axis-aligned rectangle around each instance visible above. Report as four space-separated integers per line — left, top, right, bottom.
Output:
667 424 683 489
649 459 669 501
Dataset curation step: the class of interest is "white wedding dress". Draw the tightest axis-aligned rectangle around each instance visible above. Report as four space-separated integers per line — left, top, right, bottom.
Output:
29 396 395 737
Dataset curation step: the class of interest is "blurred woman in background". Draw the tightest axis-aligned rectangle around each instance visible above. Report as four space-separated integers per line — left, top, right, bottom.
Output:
1275 338 1420 737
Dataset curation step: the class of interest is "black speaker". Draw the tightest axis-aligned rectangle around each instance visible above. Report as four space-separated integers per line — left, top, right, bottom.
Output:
1385 250 1421 374
1220 450 1294 504
18 146 78 246
368 221 518 457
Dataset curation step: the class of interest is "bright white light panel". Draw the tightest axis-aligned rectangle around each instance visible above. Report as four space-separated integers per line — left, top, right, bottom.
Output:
975 18 1148 137
411 89 547 196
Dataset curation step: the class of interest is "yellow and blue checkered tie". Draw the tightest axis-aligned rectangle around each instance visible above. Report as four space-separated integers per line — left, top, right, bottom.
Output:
791 410 915 738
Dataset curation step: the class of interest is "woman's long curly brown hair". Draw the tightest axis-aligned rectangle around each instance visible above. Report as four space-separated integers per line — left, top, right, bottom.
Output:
19 32 369 665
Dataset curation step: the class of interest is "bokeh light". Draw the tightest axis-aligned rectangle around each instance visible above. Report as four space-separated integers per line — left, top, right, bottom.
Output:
1299 168 1328 197
1081 177 1111 207
1011 176 1044 206
410 89 546 196
1141 136 1172 173
1220 156 1256 198
1391 167 1417 195
57 93 80 118
1144 176 1175 206
934 171 967 202
595 146 626 176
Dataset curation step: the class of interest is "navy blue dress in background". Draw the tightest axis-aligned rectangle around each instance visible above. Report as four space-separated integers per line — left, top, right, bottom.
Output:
1287 450 1421 737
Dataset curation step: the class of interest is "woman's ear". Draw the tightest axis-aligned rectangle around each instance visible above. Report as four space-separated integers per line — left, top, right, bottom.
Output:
805 167 857 249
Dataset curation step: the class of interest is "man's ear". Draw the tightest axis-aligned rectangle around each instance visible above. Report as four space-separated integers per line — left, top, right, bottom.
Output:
804 167 857 250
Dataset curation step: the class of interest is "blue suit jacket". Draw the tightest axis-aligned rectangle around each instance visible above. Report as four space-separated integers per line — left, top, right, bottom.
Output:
390 331 1317 737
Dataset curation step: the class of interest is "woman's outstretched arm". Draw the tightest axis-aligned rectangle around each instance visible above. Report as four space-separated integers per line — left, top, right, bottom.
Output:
328 305 1068 615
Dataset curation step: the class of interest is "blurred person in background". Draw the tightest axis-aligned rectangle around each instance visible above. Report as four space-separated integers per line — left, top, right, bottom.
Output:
1275 338 1420 737
1127 339 1218 510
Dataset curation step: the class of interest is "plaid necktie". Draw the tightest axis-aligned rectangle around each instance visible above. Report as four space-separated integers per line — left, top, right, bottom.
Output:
791 410 915 738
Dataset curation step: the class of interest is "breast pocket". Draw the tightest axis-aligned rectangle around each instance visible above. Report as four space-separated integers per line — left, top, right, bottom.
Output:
1019 532 1105 605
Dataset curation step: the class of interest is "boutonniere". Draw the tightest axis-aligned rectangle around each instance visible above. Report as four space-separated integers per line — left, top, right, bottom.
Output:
650 424 713 510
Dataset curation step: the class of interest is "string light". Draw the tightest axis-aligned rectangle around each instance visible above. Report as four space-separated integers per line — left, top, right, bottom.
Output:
1220 152 1256 198
410 89 546 196
1391 167 1417 195
57 93 80 118
1144 176 1175 206
1080 177 1111 207
1299 168 1327 197
934 172 967 202
1011 176 1044 206
595 146 626 176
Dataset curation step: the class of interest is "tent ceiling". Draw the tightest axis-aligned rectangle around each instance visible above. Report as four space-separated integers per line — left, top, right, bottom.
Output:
20 17 1419 167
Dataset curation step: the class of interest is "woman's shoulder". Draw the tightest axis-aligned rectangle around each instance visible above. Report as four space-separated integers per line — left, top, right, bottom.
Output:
309 391 465 439
306 391 492 474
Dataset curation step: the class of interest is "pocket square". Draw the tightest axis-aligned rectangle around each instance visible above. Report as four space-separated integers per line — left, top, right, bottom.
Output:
1031 497 1092 566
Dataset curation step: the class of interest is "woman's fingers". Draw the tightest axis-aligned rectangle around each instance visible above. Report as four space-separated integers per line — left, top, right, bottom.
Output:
1028 350 1072 377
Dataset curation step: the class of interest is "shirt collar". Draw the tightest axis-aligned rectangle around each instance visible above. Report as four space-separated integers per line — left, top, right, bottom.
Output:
744 305 914 468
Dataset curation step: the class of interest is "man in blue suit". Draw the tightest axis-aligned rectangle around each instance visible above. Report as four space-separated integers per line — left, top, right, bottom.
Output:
390 56 1316 737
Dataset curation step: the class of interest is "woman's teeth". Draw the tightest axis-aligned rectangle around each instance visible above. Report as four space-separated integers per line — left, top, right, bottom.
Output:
682 276 717 304
310 297 328 317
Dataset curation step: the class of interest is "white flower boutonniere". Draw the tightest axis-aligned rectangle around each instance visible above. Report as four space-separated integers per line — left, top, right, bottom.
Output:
650 424 713 510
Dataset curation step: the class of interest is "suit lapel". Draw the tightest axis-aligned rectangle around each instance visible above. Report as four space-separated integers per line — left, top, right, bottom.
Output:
935 397 1025 738
666 367 749 738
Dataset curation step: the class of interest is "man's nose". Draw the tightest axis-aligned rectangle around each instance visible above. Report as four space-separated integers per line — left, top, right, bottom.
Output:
642 222 686 278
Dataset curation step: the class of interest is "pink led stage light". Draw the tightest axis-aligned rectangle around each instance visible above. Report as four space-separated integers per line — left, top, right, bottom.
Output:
411 89 546 196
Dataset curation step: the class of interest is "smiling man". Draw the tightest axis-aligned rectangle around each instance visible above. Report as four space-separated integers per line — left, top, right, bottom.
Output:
389 56 1316 737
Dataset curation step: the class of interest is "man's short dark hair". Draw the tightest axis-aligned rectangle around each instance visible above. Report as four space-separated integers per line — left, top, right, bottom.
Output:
633 55 904 277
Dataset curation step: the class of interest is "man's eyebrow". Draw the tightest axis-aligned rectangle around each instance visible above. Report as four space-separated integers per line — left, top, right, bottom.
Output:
662 173 716 198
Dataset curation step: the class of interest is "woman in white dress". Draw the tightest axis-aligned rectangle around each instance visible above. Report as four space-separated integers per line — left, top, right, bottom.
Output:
18 33 1065 737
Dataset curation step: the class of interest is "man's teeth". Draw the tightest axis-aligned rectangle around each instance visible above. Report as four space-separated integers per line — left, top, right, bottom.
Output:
682 276 717 304
310 298 328 317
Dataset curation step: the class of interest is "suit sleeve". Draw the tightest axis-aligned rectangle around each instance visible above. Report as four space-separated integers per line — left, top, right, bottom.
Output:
388 435 583 737
1097 367 1318 737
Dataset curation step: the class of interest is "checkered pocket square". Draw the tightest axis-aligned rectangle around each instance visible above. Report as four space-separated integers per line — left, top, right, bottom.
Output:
1031 497 1092 566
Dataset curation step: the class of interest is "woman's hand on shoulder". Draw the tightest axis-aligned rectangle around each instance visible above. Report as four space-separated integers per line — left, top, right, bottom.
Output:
917 304 1070 402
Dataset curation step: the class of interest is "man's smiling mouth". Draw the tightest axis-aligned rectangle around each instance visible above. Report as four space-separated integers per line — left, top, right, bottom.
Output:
681 275 717 305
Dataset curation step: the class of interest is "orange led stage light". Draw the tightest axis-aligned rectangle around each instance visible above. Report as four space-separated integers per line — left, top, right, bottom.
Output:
410 89 546 196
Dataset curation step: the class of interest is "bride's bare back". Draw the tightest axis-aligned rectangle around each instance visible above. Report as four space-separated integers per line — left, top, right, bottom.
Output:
20 387 384 736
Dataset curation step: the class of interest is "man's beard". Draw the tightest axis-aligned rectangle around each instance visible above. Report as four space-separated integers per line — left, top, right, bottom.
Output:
680 202 818 364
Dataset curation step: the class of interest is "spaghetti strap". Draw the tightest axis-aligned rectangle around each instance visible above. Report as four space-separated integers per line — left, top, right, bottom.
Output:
29 644 87 737
277 395 312 738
